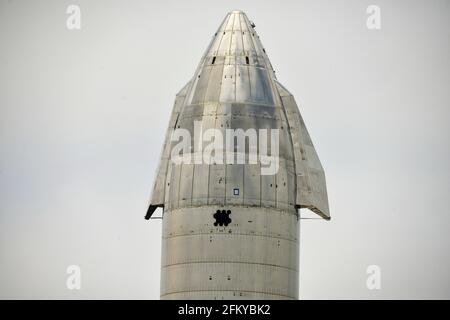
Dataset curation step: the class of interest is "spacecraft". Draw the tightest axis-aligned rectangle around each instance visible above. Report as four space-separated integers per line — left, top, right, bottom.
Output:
145 10 330 300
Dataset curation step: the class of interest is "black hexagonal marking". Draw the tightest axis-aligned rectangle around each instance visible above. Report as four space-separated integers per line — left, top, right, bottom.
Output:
213 209 232 227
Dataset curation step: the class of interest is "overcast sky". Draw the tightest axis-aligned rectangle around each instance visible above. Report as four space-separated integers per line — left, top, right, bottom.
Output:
1 0 449 299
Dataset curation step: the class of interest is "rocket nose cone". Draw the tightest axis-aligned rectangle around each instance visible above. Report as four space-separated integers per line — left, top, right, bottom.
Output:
215 10 254 35
187 10 276 106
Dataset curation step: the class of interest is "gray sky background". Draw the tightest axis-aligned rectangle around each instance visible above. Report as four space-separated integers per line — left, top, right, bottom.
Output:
1 0 449 299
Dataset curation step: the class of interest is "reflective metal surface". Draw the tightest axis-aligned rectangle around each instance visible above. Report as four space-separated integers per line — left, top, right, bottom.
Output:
146 10 330 300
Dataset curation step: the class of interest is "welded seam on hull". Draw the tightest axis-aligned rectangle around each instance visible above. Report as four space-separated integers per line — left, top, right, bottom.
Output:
161 289 296 300
162 232 298 243
161 260 299 272
165 205 297 215
240 14 253 101
187 101 280 108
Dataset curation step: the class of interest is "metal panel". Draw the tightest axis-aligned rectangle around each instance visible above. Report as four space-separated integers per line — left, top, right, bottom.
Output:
260 168 276 207
286 161 296 207
217 13 231 33
236 65 251 102
203 102 219 117
208 164 225 205
257 68 274 105
249 67 266 103
225 163 243 205
229 30 241 54
192 164 209 205
204 65 223 102
275 80 330 219
233 12 242 34
216 102 232 117
224 13 235 31
161 206 299 299
278 122 295 161
200 114 217 131
276 159 289 210
163 159 173 210
185 73 200 105
217 31 232 55
233 33 244 55
219 64 236 102
191 66 212 104
241 16 254 54
178 164 194 207
163 235 297 269
168 163 182 209
150 80 191 207
243 163 260 205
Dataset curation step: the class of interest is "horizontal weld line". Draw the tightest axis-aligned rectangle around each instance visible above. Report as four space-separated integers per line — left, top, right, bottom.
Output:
162 260 298 272
187 102 279 108
161 289 295 299
179 114 281 120
166 204 297 212
163 232 298 243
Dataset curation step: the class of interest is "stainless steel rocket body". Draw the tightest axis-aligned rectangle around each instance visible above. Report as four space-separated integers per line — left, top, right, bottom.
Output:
146 11 330 300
